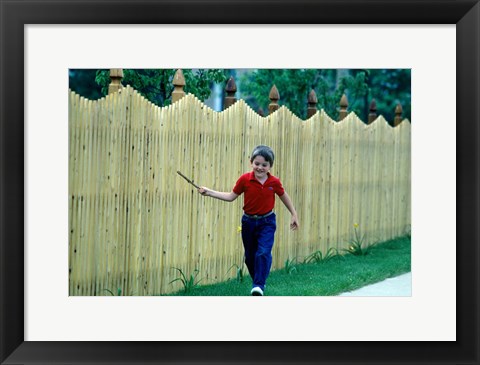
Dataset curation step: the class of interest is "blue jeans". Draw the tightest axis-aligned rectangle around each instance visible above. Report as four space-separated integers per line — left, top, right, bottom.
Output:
241 213 277 291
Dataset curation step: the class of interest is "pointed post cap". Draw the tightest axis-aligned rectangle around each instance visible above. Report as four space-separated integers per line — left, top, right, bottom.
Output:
338 93 349 121
395 103 403 115
394 102 403 126
224 76 237 110
225 76 237 93
307 89 318 119
172 69 186 103
173 69 186 87
268 85 280 115
269 85 280 101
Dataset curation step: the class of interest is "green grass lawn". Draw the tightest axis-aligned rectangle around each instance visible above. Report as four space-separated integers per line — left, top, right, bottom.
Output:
166 235 411 296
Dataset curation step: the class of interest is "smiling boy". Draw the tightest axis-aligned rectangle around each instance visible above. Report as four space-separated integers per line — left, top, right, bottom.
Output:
198 145 299 296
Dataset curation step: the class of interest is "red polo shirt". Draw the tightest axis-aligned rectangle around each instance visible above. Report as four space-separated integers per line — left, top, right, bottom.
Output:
233 171 285 215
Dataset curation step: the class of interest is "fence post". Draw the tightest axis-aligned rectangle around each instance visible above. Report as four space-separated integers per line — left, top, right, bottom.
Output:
368 99 377 124
269 85 280 115
108 69 124 94
307 89 318 119
172 69 186 103
224 76 237 110
338 93 348 121
394 102 403 126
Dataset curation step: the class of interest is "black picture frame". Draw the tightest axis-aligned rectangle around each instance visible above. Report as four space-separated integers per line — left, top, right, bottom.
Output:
1 0 478 364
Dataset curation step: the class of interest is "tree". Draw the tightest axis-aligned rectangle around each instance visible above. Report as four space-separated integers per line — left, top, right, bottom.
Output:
366 69 411 124
96 69 228 107
239 69 411 123
69 69 104 100
239 69 317 117
69 69 228 107
69 68 411 123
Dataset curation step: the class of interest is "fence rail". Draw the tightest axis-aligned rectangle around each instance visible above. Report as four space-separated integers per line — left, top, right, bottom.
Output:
69 85 411 296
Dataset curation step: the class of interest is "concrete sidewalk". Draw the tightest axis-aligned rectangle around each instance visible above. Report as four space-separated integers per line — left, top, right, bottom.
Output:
338 272 412 296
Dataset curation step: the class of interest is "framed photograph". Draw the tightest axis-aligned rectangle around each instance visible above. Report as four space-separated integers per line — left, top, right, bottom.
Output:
1 0 478 364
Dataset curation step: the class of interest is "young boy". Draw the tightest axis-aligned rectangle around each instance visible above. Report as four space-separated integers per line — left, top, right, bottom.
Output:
198 145 299 296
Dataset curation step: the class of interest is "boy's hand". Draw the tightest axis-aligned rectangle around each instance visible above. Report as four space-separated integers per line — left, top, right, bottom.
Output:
198 187 209 196
290 215 299 230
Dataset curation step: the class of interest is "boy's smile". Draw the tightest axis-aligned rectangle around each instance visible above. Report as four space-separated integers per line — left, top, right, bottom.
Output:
251 156 271 182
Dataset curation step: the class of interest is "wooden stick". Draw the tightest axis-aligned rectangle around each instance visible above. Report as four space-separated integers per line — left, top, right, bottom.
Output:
176 170 200 189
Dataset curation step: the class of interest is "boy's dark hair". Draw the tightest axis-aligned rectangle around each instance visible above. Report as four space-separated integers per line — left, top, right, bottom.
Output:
250 145 275 166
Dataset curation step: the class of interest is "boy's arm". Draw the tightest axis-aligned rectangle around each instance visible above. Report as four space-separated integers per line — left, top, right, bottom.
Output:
279 192 299 230
198 187 239 202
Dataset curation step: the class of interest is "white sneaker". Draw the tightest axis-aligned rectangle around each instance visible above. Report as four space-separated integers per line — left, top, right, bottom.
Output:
251 287 264 296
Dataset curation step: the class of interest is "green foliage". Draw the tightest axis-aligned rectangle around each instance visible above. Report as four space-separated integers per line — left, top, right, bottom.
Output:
228 263 246 283
343 224 374 256
69 68 410 123
94 69 227 107
169 267 202 293
103 288 122 296
69 69 104 99
304 247 340 264
184 69 227 103
367 69 411 124
239 69 410 123
240 69 317 118
284 257 298 274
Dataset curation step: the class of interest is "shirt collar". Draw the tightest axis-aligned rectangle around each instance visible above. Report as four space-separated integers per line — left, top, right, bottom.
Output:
249 171 271 182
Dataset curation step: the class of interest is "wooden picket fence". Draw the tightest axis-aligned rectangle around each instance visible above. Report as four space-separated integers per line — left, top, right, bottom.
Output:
68 85 411 296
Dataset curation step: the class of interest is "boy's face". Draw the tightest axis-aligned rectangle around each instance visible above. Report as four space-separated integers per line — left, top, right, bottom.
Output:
251 155 271 180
